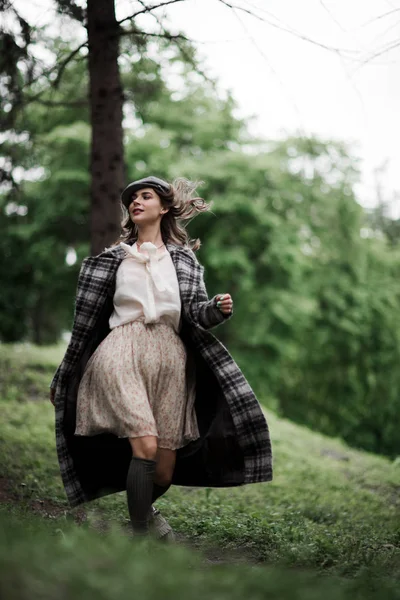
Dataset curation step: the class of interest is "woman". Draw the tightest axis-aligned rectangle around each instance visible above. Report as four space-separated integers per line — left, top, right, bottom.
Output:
49 175 273 540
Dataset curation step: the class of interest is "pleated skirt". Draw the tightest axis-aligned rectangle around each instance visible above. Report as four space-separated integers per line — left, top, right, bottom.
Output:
74 316 200 450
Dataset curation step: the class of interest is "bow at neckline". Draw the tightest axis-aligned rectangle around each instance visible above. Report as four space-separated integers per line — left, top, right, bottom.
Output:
120 241 174 294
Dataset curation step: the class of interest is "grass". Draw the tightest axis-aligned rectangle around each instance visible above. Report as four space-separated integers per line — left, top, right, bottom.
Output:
3 505 399 600
0 341 399 598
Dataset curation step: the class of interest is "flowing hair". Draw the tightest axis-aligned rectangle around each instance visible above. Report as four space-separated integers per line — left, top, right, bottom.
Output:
109 177 213 252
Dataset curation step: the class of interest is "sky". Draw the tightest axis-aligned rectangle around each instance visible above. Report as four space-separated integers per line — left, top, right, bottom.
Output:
8 0 400 217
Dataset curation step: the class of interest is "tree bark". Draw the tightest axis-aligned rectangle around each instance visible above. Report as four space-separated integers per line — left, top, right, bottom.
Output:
87 0 125 256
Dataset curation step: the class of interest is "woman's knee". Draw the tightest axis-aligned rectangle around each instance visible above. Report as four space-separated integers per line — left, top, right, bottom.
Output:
129 435 158 460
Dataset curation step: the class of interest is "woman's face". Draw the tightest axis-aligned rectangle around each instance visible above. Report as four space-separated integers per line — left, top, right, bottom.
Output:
128 187 168 224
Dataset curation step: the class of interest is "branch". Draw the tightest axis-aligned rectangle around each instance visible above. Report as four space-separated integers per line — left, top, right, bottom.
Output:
356 39 400 68
226 1 306 139
0 1 13 11
217 0 357 57
119 29 190 42
13 40 88 94
117 0 186 26
319 0 346 33
361 8 400 28
15 42 88 109
25 98 87 107
134 0 215 86
53 41 88 89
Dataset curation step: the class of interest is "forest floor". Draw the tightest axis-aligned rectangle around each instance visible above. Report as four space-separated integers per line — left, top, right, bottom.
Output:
0 342 399 599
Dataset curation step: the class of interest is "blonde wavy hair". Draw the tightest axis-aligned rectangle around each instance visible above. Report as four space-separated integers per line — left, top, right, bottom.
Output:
110 177 213 252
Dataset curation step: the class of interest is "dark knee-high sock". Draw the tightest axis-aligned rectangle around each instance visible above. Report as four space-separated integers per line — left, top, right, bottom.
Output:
126 455 156 534
152 482 171 504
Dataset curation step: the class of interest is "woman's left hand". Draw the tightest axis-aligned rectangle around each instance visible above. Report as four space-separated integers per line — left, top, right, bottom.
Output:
216 293 233 314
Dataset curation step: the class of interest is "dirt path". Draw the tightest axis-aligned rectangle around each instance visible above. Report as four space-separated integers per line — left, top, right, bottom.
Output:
0 475 259 566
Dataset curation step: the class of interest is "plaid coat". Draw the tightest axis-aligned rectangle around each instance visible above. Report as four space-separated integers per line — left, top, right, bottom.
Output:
50 239 273 508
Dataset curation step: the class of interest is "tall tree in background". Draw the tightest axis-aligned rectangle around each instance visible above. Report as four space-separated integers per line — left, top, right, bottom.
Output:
86 0 124 255
54 0 129 254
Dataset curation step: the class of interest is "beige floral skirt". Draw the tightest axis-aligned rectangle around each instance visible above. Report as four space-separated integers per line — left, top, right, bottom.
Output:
74 316 200 450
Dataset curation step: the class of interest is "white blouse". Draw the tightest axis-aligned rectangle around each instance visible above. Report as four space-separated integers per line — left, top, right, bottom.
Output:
108 241 182 333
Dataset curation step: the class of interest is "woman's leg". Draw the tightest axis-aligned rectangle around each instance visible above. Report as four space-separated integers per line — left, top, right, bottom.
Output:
126 438 176 533
152 447 176 502
154 447 176 486
127 435 158 535
149 448 176 540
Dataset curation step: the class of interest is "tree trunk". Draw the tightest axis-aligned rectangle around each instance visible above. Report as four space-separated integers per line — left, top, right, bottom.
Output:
87 0 125 256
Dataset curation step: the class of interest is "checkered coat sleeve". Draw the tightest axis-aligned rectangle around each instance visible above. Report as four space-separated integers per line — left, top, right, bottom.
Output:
182 247 233 331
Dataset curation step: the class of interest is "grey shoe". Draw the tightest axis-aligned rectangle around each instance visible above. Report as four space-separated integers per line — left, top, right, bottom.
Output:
149 506 176 542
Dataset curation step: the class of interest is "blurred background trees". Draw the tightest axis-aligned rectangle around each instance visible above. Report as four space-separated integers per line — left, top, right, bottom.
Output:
1 2 399 459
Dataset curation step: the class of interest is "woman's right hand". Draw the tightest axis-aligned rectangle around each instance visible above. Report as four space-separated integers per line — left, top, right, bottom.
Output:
50 388 56 406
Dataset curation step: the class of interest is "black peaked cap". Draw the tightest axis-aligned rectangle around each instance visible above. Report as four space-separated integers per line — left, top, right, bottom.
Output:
121 176 170 208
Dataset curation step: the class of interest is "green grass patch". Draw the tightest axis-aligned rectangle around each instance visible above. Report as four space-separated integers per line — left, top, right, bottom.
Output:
0 506 399 600
0 341 65 402
0 342 399 595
